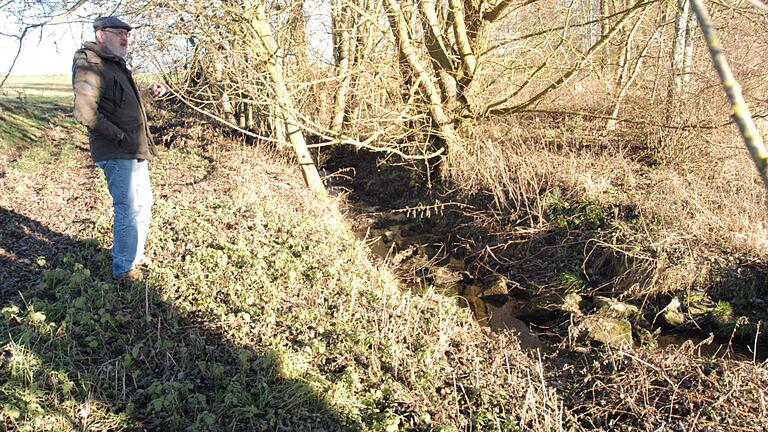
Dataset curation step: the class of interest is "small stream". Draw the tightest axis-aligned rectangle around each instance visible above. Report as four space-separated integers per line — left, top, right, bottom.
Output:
352 205 764 361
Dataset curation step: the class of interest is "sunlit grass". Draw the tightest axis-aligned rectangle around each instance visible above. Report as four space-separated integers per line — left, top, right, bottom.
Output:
2 75 72 101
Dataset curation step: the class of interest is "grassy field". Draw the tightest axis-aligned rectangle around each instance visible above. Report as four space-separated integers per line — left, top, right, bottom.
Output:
1 77 767 431
2 75 72 101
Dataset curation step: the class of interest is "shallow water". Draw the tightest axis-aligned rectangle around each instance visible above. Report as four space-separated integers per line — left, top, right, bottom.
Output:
353 206 767 362
656 331 764 362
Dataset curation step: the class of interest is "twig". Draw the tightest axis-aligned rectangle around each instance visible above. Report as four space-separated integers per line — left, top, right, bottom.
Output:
746 0 768 13
754 320 761 364
710 382 738 409
1 0 88 87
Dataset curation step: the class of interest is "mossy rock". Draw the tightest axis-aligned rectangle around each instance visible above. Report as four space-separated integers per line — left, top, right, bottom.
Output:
561 292 584 315
382 230 396 243
633 326 658 349
428 265 463 291
479 276 509 301
592 296 640 320
660 297 686 328
571 315 633 348
707 307 754 339
684 291 716 317
708 301 736 335
517 294 564 324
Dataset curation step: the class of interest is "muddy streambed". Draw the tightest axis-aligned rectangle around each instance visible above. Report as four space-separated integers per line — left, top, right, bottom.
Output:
352 205 764 361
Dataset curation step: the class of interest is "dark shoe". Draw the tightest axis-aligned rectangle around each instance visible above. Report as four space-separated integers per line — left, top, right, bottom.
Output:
115 268 143 281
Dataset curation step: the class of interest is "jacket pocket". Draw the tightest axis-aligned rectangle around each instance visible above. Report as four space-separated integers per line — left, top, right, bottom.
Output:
108 78 125 114
99 78 121 114
120 122 142 153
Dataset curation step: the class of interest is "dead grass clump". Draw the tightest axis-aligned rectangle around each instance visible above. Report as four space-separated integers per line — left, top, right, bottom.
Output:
549 343 768 430
444 108 767 300
446 117 637 228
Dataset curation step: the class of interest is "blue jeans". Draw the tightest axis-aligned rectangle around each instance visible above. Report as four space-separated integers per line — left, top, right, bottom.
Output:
96 159 153 275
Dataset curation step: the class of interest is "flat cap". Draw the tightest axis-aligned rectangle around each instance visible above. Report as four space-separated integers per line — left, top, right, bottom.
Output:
93 16 132 32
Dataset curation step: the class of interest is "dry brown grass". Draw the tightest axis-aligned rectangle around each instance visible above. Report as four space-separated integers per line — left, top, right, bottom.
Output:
445 78 767 296
548 342 768 430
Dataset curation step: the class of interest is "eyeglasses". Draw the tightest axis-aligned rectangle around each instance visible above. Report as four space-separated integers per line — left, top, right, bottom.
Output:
102 29 129 38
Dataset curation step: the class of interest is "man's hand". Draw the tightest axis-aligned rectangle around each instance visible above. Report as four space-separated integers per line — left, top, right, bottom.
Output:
150 82 167 98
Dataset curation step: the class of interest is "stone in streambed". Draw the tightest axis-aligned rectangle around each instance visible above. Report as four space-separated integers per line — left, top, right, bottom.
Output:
428 265 463 291
561 292 584 315
660 297 686 327
633 326 658 348
592 296 641 320
708 301 736 335
487 303 541 350
479 276 509 302
382 230 396 243
684 291 716 317
518 292 584 324
571 315 633 348
517 294 562 324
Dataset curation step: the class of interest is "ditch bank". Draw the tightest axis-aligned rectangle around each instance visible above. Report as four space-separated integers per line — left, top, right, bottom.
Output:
323 148 768 362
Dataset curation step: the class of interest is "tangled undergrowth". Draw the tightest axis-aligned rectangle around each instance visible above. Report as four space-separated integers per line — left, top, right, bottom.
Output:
436 106 768 347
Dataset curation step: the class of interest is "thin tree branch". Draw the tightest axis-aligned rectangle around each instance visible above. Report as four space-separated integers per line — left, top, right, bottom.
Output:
485 0 653 116
691 0 768 188
1 0 89 87
483 0 539 21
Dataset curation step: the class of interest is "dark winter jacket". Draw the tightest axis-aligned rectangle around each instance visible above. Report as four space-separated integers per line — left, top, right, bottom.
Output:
72 42 155 162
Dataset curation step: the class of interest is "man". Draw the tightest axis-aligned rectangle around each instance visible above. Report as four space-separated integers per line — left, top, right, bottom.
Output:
72 16 166 281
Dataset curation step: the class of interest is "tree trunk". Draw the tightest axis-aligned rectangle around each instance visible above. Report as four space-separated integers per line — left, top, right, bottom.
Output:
668 0 690 124
384 0 460 155
600 0 609 38
288 0 308 69
682 6 696 87
607 13 651 130
245 0 326 194
330 0 353 134
448 0 478 86
418 0 458 105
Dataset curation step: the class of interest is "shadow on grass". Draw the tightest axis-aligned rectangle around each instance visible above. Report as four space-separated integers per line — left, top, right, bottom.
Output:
0 207 358 431
0 98 72 122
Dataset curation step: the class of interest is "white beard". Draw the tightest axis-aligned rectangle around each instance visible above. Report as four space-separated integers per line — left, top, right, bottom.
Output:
105 40 127 59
